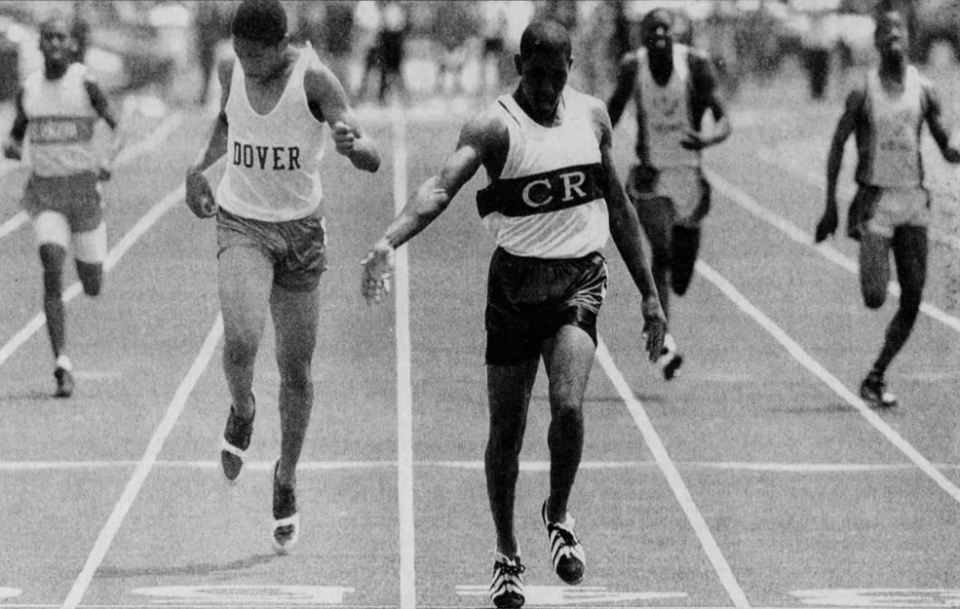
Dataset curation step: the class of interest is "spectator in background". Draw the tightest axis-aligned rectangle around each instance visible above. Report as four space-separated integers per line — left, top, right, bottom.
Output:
375 0 407 105
802 9 835 100
194 0 232 106
433 0 475 99
295 0 355 95
353 0 381 104
479 0 509 99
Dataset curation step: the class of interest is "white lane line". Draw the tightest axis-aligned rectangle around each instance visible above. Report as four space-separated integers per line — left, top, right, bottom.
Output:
697 259 960 508
595 339 752 609
0 184 184 367
60 314 223 609
0 459 941 472
390 101 417 609
0 112 183 242
708 170 960 334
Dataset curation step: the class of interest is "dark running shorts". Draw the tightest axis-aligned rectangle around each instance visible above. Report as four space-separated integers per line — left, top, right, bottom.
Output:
216 206 328 292
22 172 103 233
485 247 608 366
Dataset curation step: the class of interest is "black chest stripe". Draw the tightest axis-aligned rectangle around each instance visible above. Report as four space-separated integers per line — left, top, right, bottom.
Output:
477 163 604 218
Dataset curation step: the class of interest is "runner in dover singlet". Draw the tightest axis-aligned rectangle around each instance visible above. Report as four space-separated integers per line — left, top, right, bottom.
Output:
361 20 666 609
815 7 960 409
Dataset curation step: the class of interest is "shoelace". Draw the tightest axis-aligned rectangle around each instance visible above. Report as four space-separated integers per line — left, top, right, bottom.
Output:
496 561 526 578
549 522 578 546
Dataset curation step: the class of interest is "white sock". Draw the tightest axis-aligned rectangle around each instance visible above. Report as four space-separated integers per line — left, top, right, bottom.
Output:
56 354 73 371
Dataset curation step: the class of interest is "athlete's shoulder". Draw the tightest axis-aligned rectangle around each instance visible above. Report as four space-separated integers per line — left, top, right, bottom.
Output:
459 98 510 156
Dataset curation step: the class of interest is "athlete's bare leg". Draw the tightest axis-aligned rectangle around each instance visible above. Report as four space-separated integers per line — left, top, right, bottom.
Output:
671 224 701 296
218 246 273 420
541 324 595 522
859 231 892 309
270 283 319 488
872 226 927 375
634 196 674 320
486 357 538 557
39 243 67 358
76 260 102 296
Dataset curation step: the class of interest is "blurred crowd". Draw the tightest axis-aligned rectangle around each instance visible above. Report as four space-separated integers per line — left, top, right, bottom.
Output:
0 0 954 108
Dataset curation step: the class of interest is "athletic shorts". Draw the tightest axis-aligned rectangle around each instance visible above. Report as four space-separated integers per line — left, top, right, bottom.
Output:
216 206 328 292
485 247 608 366
22 172 103 233
847 184 930 240
627 164 711 228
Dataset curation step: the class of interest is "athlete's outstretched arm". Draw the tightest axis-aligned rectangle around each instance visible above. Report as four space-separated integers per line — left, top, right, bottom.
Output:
360 113 499 304
305 61 381 172
3 89 27 160
816 89 861 242
593 103 666 360
922 83 960 163
606 54 638 128
85 77 122 179
185 59 232 219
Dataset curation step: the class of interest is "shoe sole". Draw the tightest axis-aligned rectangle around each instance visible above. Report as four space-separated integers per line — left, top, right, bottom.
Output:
219 440 246 484
271 513 300 554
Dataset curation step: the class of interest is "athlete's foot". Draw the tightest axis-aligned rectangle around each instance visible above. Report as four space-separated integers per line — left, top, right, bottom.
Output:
860 370 898 408
541 500 585 585
271 460 300 553
220 397 255 483
490 551 525 608
657 334 683 381
54 355 75 398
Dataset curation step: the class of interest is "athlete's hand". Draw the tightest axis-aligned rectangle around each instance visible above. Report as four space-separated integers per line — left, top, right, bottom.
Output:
3 141 22 161
333 121 359 156
185 166 217 219
945 146 960 164
640 296 667 363
680 129 711 151
360 240 395 305
814 207 838 243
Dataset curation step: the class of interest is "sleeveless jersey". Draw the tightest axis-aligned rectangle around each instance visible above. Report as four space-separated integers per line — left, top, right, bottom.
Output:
476 88 609 259
23 63 99 178
634 44 700 170
857 66 924 188
217 46 328 222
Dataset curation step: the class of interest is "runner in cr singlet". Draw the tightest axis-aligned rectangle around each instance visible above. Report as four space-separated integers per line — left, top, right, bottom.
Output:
3 17 121 398
606 7 731 381
185 0 381 554
361 20 666 609
815 8 960 409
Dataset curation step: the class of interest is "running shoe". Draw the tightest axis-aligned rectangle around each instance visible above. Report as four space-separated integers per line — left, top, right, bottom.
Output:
541 500 585 585
54 366 75 398
489 552 525 609
860 370 898 408
272 460 300 553
657 334 683 381
220 400 255 483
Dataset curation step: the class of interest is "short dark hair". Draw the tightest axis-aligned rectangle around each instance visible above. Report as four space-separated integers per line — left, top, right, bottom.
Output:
519 20 572 61
232 0 287 45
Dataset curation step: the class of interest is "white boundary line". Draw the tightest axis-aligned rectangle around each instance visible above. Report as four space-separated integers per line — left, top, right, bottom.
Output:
696 259 960 507
390 102 417 609
60 314 223 609
595 339 752 609
707 170 960 334
0 112 184 242
0 184 184 367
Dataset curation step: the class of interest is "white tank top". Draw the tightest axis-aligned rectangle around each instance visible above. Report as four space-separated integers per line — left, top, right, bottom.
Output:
23 63 99 177
217 46 328 221
862 66 923 188
635 44 700 169
477 88 609 259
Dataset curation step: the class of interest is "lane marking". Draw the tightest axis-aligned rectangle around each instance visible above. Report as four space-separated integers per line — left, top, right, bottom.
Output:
60 315 223 609
697 259 960 508
0 184 184 367
595 339 752 609
0 112 184 242
456 585 686 605
390 101 417 609
708 170 960 334
792 588 960 607
131 585 355 606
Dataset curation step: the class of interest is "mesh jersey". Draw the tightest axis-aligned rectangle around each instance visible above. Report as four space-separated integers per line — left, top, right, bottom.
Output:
476 87 609 259
217 46 328 222
634 44 700 169
23 63 99 178
857 66 925 188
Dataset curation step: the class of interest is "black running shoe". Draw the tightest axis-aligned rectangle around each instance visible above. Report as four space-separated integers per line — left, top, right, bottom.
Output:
657 334 683 381
489 553 525 608
272 460 300 553
860 371 897 408
54 367 75 398
220 402 254 483
541 500 585 585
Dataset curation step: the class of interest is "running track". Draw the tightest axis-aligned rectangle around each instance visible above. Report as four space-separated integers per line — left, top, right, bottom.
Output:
2 63 960 609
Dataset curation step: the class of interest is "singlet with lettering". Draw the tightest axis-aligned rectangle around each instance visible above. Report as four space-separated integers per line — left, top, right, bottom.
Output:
476 87 609 259
857 65 925 188
218 46 327 222
22 63 99 178
634 44 700 170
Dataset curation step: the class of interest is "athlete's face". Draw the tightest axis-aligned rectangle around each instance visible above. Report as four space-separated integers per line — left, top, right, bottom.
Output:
39 20 73 73
642 12 673 55
234 36 288 80
516 51 571 121
874 12 907 59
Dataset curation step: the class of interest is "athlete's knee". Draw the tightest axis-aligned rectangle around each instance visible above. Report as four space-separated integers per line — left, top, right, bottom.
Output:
550 403 583 432
223 335 260 367
277 359 313 391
